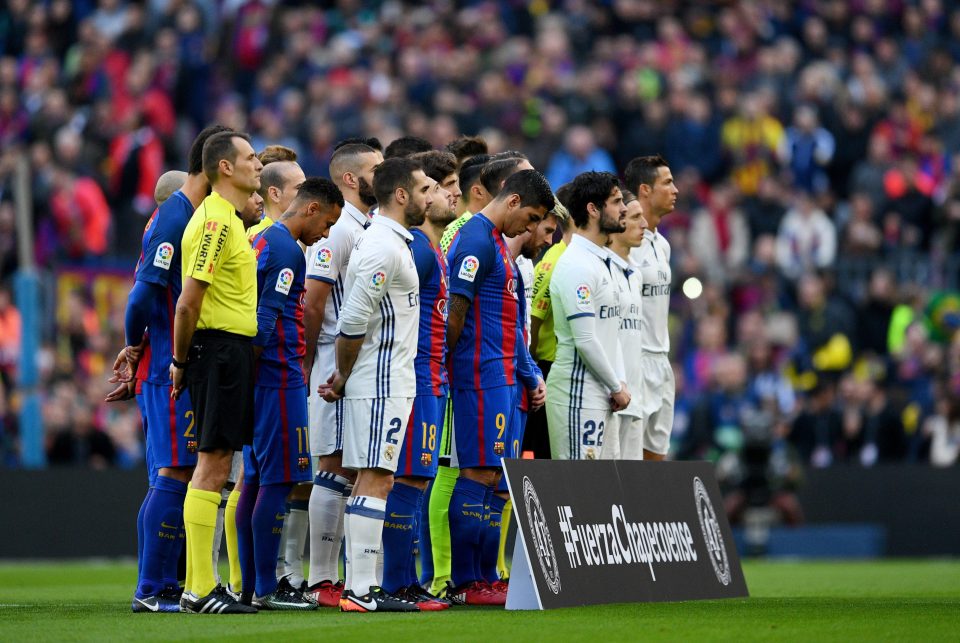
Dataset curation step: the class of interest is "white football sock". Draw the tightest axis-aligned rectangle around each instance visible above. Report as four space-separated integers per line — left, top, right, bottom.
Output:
308 472 349 585
344 496 386 594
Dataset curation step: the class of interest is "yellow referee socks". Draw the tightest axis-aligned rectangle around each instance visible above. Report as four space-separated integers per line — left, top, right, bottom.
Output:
497 498 513 579
183 487 221 597
224 488 242 592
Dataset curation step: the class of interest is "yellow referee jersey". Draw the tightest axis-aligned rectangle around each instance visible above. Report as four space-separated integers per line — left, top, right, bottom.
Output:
530 239 566 362
181 190 257 337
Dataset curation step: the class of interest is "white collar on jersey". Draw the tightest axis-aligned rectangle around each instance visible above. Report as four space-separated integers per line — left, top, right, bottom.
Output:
370 213 414 242
605 247 631 271
570 233 610 262
343 201 372 228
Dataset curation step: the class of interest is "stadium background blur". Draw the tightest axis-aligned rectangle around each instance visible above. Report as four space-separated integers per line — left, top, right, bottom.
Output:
1 0 959 492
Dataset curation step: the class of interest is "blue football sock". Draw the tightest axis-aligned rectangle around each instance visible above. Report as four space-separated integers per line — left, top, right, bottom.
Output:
137 476 186 598
235 480 259 594
448 477 487 586
137 487 153 582
473 485 493 582
251 483 293 596
418 480 433 587
481 493 506 583
252 483 291 597
381 482 422 594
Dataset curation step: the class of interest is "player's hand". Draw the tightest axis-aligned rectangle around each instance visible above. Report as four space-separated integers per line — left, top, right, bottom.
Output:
610 382 631 412
528 378 546 411
104 380 135 402
170 363 186 400
318 371 346 403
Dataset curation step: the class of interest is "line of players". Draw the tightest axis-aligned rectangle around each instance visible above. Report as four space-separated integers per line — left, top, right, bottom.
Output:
113 126 678 614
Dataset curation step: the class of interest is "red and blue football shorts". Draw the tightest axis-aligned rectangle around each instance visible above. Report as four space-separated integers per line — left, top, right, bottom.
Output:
244 385 313 486
451 385 516 469
396 393 446 478
139 381 198 481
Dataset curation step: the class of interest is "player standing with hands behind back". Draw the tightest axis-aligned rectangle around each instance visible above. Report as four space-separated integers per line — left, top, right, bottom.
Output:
319 158 434 613
170 131 262 614
624 155 678 461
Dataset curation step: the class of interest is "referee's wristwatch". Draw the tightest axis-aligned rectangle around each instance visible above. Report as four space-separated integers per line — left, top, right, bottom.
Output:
171 357 188 369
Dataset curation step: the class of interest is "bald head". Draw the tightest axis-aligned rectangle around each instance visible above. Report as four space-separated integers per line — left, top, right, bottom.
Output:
154 170 188 205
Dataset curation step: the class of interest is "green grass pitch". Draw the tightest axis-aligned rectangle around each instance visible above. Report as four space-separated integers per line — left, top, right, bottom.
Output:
0 560 957 641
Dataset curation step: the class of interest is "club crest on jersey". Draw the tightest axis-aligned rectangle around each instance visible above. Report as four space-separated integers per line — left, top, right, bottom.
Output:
314 247 333 272
153 242 174 270
575 284 592 311
275 268 294 294
494 441 505 456
298 456 310 471
458 255 479 282
385 445 396 462
370 271 387 291
421 452 433 467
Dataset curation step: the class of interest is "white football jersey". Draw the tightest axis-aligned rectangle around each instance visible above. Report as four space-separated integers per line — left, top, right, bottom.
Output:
337 215 419 399
608 249 643 418
305 201 370 344
516 254 534 345
629 229 671 353
547 234 623 410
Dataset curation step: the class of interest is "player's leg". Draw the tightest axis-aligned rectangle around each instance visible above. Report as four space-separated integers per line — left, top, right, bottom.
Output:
233 459 258 600
546 398 572 460
619 414 644 460
427 395 456 594
447 386 511 605
135 391 152 585
382 394 448 609
496 401 528 584
419 479 434 585
281 484 311 589
219 455 243 591
180 334 257 613
643 356 675 461
251 385 315 610
134 382 196 612
339 397 418 613
306 345 355 603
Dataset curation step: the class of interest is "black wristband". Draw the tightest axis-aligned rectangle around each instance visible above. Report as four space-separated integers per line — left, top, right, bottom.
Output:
171 357 188 369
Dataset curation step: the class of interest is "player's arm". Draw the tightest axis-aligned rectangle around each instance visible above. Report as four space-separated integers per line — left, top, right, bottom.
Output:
171 276 208 398
303 237 340 380
446 233 494 351
320 245 392 400
252 245 290 361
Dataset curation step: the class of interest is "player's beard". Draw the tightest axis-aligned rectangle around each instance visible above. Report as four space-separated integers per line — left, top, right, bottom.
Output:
404 201 427 227
520 238 540 259
599 211 626 234
357 176 377 209
428 203 456 228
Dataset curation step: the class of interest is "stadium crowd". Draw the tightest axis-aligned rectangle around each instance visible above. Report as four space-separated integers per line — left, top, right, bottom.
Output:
1 0 960 477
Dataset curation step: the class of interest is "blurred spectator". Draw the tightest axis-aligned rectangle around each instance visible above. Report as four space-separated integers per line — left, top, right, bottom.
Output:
688 181 749 286
779 104 835 195
775 191 837 280
721 92 784 197
545 125 616 187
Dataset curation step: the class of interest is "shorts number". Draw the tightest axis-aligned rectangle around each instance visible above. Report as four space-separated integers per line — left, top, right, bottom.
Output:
583 420 605 446
184 410 195 438
422 422 437 452
387 417 402 444
296 426 309 454
495 413 506 440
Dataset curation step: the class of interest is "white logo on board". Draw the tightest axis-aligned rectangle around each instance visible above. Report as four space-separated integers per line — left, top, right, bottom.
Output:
693 476 731 586
523 476 561 595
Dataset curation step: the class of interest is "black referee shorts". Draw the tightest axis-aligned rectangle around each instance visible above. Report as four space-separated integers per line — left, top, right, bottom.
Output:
185 329 255 453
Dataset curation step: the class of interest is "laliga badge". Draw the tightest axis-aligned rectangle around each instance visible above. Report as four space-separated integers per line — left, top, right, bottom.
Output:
494 441 505 456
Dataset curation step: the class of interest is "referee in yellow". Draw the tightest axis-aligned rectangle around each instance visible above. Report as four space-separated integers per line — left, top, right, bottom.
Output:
171 131 263 614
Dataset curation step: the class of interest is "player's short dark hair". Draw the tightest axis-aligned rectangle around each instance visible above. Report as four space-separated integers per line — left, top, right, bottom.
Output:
329 143 377 184
495 169 555 212
458 153 491 196
373 157 423 205
445 135 488 165
258 144 297 165
294 177 344 208
622 189 637 203
411 150 457 184
624 154 669 194
188 124 232 175
480 157 524 196
384 135 432 159
202 131 252 184
565 171 621 229
489 150 528 162
334 136 383 152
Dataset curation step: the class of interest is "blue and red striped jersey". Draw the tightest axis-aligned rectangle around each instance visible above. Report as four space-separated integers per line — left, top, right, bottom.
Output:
252 222 307 389
133 190 194 385
446 213 520 390
410 228 449 396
